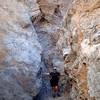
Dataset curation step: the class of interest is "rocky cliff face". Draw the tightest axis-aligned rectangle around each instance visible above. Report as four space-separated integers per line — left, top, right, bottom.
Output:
64 0 100 100
0 0 42 99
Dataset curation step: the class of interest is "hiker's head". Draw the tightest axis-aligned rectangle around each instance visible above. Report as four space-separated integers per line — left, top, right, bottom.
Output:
53 67 57 72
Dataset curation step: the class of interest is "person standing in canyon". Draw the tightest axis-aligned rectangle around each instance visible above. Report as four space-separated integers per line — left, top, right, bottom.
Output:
49 67 61 98
42 67 61 98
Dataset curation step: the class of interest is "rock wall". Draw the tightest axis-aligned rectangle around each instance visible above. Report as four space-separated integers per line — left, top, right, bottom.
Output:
64 0 100 100
0 0 42 99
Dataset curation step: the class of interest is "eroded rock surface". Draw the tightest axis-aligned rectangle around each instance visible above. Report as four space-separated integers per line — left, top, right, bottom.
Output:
0 0 42 99
64 0 100 100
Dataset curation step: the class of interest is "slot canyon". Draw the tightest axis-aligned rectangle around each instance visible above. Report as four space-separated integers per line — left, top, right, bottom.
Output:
0 0 100 100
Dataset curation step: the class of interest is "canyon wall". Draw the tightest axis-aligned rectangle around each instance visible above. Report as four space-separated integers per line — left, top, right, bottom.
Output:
0 0 42 99
64 0 100 99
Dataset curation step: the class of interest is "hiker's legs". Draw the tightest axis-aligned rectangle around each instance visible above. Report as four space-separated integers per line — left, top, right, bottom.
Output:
56 86 61 96
52 87 56 98
52 85 60 97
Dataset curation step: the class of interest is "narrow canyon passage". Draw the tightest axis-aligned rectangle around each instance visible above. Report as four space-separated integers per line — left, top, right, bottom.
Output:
32 0 100 99
0 0 100 100
33 13 66 100
32 1 78 99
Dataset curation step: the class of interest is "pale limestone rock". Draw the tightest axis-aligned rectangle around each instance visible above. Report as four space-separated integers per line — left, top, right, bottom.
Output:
18 0 41 17
0 0 42 99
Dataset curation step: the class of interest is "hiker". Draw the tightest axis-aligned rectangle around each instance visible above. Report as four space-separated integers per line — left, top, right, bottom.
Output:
49 67 61 98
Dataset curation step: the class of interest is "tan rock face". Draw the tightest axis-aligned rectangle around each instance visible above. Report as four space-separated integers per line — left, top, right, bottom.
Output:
64 0 100 100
